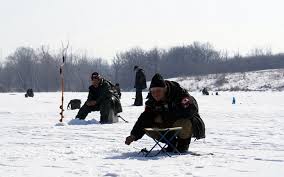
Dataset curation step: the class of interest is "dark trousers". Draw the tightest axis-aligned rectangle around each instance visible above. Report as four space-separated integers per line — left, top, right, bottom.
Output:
134 89 143 106
76 99 114 123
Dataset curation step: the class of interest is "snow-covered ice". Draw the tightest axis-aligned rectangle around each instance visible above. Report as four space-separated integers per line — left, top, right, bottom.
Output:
0 91 284 177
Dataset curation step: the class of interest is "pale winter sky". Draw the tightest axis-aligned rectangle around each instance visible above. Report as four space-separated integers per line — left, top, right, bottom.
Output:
0 0 283 61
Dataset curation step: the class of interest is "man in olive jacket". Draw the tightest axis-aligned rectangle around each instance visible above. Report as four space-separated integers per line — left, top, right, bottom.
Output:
134 65 147 106
125 73 205 152
76 72 122 123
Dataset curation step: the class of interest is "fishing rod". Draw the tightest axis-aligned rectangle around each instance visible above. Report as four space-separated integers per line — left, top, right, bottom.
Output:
117 115 129 123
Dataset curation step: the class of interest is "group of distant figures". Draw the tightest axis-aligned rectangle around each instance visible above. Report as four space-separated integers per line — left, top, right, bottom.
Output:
202 87 236 104
202 87 218 96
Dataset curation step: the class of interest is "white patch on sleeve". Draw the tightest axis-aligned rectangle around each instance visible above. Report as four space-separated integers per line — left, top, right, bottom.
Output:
181 97 191 108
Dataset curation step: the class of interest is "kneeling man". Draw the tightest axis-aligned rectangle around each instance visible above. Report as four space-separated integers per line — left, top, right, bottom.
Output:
76 72 122 123
125 73 205 152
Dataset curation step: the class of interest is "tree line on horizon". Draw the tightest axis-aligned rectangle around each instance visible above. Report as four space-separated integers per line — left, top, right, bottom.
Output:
0 42 283 92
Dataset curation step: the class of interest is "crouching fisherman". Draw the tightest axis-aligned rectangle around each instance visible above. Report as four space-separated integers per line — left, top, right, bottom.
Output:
75 72 122 123
125 73 205 153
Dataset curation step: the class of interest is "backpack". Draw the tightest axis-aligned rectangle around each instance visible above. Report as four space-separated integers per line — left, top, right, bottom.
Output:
67 99 81 110
25 88 34 97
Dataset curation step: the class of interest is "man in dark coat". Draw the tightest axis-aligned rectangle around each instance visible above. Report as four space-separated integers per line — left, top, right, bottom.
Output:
134 65 147 106
125 73 205 152
75 72 122 123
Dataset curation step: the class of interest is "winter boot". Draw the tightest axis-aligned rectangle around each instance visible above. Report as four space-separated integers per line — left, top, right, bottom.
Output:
177 138 191 153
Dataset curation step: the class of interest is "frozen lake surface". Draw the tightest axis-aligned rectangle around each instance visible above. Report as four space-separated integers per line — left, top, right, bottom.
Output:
0 91 283 177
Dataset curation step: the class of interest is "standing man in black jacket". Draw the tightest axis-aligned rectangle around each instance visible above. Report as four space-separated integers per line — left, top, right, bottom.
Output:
75 72 122 123
125 73 205 152
133 65 147 106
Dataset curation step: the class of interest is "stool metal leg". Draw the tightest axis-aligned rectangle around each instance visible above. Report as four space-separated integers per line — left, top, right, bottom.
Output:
153 139 171 157
145 129 172 157
145 129 181 157
154 130 172 157
161 130 181 155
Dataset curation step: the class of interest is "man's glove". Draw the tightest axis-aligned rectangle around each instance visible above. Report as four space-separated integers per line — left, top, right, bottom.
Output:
125 135 136 145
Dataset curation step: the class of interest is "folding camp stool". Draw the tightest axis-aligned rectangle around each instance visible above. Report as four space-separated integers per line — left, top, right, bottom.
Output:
144 127 182 157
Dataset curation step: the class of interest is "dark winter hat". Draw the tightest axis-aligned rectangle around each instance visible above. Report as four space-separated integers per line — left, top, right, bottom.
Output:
133 65 139 71
150 73 166 88
91 72 100 80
